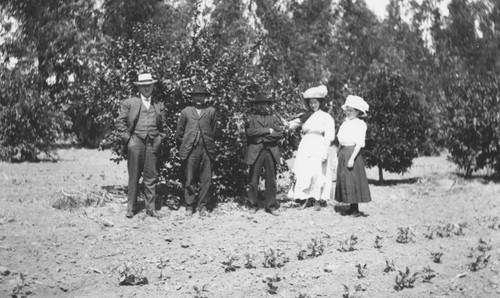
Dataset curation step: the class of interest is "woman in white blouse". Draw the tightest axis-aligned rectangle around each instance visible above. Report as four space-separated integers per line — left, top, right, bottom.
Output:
287 85 336 210
335 95 372 215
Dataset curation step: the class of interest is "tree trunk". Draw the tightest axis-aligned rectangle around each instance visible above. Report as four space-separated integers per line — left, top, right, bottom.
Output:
378 166 384 181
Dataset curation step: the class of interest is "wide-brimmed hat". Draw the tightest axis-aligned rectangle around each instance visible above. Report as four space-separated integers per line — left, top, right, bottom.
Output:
342 95 369 117
133 73 158 86
302 85 328 99
248 93 273 103
189 84 211 95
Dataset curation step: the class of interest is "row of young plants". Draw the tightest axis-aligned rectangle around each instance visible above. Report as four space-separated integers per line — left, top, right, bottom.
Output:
208 220 495 296
109 217 498 297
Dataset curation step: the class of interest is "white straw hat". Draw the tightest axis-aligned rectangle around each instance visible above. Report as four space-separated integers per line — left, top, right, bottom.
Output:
341 95 369 116
302 85 328 99
133 73 158 86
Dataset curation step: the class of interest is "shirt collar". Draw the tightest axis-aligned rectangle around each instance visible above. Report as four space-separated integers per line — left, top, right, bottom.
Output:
140 94 151 101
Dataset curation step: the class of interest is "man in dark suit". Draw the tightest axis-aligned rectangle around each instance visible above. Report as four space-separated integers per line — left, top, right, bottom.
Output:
244 93 284 216
175 84 218 217
115 73 167 219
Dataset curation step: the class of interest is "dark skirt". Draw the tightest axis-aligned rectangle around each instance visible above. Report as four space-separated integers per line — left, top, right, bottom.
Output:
334 146 371 204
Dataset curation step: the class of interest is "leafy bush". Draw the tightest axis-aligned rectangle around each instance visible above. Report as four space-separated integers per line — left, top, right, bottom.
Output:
0 68 65 161
363 70 430 180
103 14 299 199
441 74 500 176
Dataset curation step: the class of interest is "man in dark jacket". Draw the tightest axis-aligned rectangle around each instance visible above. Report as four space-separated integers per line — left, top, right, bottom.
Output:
244 93 284 216
115 73 167 219
175 84 218 217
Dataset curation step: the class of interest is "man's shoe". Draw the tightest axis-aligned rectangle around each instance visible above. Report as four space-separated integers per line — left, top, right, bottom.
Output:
266 209 280 216
198 207 206 217
185 208 194 217
314 201 322 211
126 211 134 218
249 206 259 214
146 209 162 219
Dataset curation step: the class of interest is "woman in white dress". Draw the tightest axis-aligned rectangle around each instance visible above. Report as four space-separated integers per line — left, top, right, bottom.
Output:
287 85 336 210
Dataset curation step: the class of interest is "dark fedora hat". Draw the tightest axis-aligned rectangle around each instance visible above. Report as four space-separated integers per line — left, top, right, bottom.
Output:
189 84 211 95
248 93 273 103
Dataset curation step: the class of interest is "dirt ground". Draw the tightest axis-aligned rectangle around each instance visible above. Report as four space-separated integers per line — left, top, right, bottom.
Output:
1 148 499 298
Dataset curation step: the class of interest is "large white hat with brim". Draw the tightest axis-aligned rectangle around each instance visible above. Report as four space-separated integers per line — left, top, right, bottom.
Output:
342 95 369 117
302 85 328 99
133 73 158 86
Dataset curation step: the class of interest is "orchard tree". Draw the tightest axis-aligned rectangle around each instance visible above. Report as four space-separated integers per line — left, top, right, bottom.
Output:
441 74 500 176
363 70 430 181
1 0 109 148
0 66 65 161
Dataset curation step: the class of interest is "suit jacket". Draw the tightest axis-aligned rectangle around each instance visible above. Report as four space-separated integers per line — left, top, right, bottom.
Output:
115 96 168 143
244 114 284 165
176 106 218 160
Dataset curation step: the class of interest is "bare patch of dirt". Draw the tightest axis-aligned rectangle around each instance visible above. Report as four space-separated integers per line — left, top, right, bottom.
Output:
1 149 499 297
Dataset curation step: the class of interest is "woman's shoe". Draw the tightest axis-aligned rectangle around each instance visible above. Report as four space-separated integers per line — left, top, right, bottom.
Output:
314 201 321 211
299 198 310 210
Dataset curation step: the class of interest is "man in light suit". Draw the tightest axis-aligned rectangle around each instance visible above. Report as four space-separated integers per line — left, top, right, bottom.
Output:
244 93 284 216
175 84 218 217
115 73 167 219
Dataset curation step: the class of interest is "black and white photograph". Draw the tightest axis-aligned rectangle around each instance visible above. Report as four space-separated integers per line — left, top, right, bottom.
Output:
1 0 499 297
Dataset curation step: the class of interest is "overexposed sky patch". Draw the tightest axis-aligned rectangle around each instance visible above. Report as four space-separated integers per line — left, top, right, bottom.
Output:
365 0 450 19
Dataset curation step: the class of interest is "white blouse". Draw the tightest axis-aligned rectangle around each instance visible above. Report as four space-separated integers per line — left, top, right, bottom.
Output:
337 118 367 147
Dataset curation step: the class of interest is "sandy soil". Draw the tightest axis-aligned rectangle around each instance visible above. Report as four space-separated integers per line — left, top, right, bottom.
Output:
1 148 499 298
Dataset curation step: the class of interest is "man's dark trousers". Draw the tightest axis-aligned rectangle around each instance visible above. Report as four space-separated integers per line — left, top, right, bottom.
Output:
248 148 278 210
184 138 212 210
127 135 160 213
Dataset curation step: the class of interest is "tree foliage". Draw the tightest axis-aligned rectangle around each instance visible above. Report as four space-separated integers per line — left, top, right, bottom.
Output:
100 6 299 198
0 67 65 161
363 70 430 180
2 0 500 180
441 74 500 176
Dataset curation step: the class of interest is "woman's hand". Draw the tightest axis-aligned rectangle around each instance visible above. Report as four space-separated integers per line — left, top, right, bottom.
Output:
347 159 354 169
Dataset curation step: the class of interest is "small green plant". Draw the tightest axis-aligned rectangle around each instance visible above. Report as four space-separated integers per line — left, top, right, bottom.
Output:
396 227 415 244
454 222 467 236
468 254 490 272
338 235 358 252
374 235 383 249
156 257 169 279
118 262 148 286
356 263 367 279
421 266 436 283
486 216 499 230
431 251 443 263
423 227 434 239
342 284 362 298
263 275 281 295
10 273 32 298
394 267 418 291
477 238 492 253
297 238 325 260
297 293 311 298
244 253 256 269
193 284 209 298
383 259 396 273
221 255 240 272
433 222 467 238
262 249 289 268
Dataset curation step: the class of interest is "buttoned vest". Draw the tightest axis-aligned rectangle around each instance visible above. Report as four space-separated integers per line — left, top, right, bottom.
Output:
134 103 159 139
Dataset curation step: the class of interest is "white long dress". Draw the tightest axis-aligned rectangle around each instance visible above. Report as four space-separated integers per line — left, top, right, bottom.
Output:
289 110 336 201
